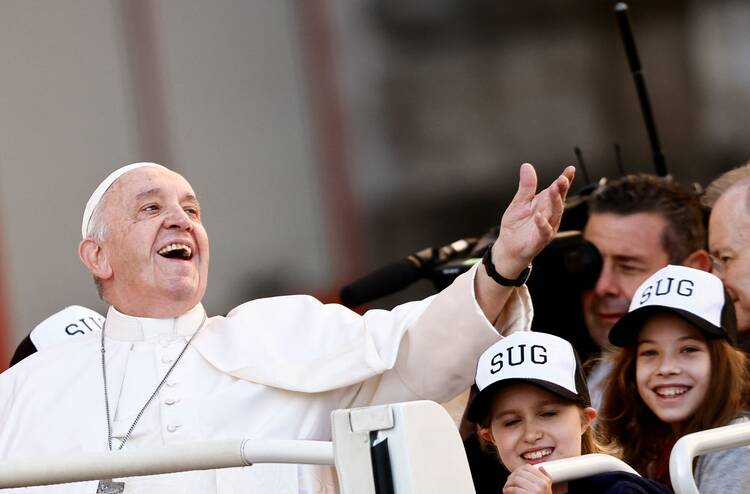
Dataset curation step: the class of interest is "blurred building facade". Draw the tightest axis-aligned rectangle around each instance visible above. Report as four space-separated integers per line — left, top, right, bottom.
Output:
1 0 749 364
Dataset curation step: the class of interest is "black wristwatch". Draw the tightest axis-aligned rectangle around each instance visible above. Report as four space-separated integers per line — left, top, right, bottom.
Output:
482 244 532 287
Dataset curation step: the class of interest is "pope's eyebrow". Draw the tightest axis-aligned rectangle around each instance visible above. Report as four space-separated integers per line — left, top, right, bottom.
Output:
134 188 162 202
182 193 199 204
133 189 199 204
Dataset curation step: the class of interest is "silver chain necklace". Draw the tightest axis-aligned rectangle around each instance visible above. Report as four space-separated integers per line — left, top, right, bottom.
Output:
96 312 207 493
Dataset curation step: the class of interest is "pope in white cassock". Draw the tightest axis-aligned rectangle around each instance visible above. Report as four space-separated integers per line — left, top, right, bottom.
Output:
0 162 574 493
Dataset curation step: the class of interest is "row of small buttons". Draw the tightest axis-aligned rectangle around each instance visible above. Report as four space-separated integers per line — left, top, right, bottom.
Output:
159 337 183 435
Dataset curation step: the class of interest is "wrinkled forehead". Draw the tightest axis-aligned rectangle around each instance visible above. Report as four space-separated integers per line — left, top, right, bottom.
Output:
83 163 200 237
106 167 197 206
710 187 750 246
715 184 750 219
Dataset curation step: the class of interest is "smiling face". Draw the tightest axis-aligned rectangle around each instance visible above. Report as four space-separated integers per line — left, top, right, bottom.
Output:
81 167 210 317
479 383 596 472
635 313 711 427
582 212 671 348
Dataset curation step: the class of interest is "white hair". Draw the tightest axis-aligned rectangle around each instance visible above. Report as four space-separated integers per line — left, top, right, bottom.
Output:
85 194 109 242
85 187 113 301
703 162 750 210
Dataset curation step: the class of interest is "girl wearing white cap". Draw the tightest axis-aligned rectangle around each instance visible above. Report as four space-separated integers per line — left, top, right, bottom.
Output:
600 265 750 491
468 332 670 494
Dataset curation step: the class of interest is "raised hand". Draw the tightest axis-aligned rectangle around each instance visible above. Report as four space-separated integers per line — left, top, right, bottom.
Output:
492 163 575 279
475 164 574 323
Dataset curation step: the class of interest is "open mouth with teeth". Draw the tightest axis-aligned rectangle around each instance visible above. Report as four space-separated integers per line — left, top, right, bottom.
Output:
157 243 193 260
521 448 553 463
654 385 690 398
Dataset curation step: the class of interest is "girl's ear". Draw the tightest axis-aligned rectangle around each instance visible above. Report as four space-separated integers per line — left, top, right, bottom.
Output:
580 406 597 434
478 426 496 445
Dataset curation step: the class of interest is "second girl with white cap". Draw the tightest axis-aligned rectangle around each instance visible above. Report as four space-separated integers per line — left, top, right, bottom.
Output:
600 265 750 491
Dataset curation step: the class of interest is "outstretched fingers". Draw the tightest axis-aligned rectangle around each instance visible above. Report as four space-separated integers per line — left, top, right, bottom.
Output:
533 211 555 243
511 163 539 206
538 165 575 227
495 163 576 268
548 166 575 205
555 165 576 203
560 165 575 192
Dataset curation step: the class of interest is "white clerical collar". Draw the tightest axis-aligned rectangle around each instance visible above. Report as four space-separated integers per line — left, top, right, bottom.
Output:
104 303 207 341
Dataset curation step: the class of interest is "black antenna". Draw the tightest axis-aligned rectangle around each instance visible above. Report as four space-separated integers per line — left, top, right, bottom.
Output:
614 2 668 177
613 143 626 176
574 146 592 183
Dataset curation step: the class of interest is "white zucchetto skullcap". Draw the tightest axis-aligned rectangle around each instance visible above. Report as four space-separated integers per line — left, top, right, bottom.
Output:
81 162 168 239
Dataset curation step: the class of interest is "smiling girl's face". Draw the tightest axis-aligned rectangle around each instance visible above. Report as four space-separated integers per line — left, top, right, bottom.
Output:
479 382 596 473
636 313 711 427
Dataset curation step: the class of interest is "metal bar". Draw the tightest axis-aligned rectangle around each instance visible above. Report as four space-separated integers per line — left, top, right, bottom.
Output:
541 453 639 483
0 439 334 489
614 2 668 177
670 421 750 494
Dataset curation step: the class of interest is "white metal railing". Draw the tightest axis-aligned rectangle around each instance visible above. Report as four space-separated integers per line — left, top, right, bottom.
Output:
541 453 638 483
0 401 650 493
0 401 472 493
670 421 750 494
0 439 333 489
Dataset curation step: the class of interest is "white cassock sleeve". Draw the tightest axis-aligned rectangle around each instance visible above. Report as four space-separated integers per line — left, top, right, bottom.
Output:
193 262 532 407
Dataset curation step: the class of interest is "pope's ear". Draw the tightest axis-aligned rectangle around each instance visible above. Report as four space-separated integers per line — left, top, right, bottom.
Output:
79 239 113 280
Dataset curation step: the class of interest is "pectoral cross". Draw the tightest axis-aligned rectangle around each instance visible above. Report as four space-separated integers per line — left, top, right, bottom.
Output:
96 479 125 493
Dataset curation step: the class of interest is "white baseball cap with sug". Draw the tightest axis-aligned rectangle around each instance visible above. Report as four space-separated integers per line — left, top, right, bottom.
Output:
608 265 737 347
467 331 590 423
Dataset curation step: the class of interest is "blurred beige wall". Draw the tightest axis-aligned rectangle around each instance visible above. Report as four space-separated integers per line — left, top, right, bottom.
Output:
3 0 750 360
0 0 331 351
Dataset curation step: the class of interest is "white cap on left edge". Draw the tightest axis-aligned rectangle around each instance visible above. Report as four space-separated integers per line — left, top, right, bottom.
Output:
29 305 105 350
81 162 168 239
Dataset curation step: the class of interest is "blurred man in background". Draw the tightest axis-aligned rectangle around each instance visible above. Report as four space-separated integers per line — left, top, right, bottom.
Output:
583 175 710 347
582 174 710 407
704 163 750 345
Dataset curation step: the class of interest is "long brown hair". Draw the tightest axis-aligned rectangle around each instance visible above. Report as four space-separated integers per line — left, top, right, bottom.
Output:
598 337 749 482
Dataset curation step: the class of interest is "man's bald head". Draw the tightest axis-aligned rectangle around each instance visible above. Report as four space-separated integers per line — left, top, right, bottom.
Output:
703 162 750 210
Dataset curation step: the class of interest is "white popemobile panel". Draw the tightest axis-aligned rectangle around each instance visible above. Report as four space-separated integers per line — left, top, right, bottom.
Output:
0 400 645 493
